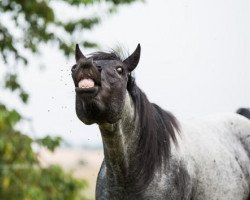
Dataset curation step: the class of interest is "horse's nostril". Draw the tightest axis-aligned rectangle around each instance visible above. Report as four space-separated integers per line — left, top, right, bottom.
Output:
96 66 102 72
79 58 94 69
71 64 77 72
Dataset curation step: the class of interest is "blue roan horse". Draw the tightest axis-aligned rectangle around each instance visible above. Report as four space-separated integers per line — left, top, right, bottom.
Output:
71 44 250 200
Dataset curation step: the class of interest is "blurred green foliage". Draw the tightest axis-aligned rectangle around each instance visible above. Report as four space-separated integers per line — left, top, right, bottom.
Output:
0 104 87 200
35 136 63 152
0 0 139 199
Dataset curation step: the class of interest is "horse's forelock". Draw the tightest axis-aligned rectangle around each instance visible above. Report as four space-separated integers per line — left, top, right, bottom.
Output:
88 50 124 61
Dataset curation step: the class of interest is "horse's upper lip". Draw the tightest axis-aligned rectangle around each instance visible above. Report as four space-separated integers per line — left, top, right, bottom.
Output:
75 69 101 87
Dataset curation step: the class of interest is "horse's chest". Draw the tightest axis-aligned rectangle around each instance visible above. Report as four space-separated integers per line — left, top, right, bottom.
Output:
142 165 193 200
99 165 193 200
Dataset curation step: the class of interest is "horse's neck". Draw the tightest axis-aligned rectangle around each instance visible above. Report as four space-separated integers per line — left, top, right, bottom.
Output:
99 92 137 186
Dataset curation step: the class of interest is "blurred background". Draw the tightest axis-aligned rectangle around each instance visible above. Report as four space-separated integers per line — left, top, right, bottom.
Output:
1 0 250 199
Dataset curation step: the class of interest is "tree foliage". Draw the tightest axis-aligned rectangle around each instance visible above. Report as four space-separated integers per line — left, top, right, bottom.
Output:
0 0 140 103
0 104 87 200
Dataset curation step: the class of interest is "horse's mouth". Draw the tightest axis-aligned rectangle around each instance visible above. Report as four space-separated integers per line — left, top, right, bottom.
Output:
75 78 100 97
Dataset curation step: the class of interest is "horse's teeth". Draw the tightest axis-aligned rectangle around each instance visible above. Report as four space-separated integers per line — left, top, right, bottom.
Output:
78 79 95 88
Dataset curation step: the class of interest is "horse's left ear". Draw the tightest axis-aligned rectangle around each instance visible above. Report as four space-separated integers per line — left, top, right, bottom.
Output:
123 44 141 72
75 44 85 62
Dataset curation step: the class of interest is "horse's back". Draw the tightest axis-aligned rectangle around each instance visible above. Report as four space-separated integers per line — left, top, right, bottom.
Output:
179 113 250 200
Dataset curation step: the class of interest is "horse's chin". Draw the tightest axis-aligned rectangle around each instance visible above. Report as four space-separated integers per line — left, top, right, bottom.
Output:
81 119 95 125
79 116 120 126
76 103 122 126
80 112 122 125
75 88 123 125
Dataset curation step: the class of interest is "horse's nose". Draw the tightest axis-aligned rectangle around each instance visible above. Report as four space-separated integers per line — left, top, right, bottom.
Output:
79 58 95 69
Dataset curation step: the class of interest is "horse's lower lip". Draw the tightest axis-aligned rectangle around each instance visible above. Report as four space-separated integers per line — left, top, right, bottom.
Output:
75 87 99 96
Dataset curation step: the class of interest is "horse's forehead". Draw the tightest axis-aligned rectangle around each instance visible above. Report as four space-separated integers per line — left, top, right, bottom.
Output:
94 60 121 67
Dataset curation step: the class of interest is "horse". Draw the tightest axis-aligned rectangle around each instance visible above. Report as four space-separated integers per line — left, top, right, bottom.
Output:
71 44 250 200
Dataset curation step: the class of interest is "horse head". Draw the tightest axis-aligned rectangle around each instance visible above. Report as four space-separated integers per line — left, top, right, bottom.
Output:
71 44 141 125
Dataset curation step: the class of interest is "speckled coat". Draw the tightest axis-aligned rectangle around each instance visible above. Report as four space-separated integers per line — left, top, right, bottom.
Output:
96 93 250 200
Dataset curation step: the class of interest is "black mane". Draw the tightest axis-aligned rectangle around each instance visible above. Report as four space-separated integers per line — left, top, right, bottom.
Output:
127 74 180 192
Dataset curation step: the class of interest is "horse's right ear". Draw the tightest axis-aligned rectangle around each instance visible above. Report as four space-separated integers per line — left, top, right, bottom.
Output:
75 44 85 62
123 44 141 72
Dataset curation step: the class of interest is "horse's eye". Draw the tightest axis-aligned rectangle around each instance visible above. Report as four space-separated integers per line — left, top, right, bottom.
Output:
116 67 123 74
71 64 77 72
